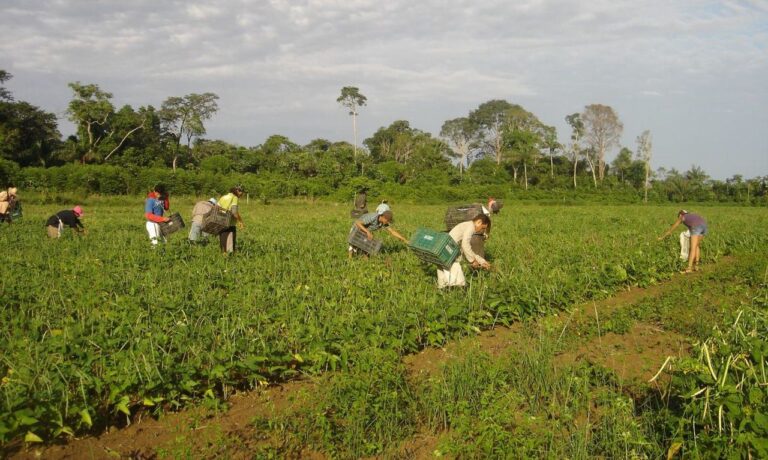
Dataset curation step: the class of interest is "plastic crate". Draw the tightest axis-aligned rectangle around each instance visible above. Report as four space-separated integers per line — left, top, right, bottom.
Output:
347 226 382 255
408 228 460 269
201 206 232 234
9 201 22 221
444 203 484 231
490 200 503 214
159 212 185 236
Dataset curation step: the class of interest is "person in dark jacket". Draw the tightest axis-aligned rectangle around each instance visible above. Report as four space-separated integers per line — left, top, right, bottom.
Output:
658 209 707 273
46 206 86 238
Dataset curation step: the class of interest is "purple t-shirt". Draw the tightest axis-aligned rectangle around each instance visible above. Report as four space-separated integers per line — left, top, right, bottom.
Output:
682 213 706 229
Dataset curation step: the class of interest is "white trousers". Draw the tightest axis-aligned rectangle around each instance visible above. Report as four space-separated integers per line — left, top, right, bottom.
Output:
437 261 466 288
146 221 164 245
679 230 691 260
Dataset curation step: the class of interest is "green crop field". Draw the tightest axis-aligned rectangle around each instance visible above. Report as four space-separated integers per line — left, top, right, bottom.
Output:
1 198 767 457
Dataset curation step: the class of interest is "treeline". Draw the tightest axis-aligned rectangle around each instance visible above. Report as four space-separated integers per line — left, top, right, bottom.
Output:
1 70 766 204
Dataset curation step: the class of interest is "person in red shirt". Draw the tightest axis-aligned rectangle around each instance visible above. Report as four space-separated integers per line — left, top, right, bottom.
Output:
144 184 170 245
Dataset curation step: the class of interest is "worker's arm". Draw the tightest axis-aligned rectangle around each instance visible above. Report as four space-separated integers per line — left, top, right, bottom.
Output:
658 216 683 240
386 227 408 243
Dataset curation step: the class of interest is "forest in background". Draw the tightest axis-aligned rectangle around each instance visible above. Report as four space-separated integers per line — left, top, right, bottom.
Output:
1 70 765 204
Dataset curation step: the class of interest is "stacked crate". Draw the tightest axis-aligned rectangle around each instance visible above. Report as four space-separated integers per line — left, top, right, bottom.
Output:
408 228 460 269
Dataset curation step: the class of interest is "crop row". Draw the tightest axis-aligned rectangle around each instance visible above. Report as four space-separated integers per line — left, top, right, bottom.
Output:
1 201 766 444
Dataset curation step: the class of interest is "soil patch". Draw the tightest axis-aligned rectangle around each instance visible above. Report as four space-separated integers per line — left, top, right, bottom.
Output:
554 322 690 383
8 379 320 460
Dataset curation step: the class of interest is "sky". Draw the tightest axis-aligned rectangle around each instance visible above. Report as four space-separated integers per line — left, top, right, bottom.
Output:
1 0 767 180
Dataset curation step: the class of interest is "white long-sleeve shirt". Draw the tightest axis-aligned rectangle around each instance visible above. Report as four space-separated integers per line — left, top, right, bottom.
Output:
448 221 487 265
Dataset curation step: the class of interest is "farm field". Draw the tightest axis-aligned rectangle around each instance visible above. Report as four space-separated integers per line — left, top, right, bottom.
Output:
1 198 767 458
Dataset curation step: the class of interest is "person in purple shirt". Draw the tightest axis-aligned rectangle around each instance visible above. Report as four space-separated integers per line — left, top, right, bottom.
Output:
658 210 707 273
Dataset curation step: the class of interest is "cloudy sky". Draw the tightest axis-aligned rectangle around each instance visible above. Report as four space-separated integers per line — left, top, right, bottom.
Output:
1 0 766 179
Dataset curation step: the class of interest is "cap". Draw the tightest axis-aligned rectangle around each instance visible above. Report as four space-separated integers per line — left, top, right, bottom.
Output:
679 209 689 215
208 198 218 205
73 205 83 217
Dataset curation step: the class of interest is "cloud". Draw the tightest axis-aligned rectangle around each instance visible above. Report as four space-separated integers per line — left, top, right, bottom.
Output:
1 0 767 178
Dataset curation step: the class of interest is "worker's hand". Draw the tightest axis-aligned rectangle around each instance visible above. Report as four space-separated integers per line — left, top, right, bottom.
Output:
237 221 245 229
366 231 373 240
657 235 665 241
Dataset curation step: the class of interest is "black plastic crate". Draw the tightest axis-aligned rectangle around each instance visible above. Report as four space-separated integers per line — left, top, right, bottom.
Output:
444 203 485 231
202 206 232 234
347 226 382 255
159 212 185 236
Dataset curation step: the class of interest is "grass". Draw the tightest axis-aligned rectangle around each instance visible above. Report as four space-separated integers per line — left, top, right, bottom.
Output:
1 198 766 456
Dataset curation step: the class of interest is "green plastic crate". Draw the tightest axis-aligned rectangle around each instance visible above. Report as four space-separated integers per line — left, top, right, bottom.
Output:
408 228 460 269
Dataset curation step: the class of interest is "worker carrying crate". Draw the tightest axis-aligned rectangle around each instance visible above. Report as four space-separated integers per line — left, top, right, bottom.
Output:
348 210 408 258
429 213 492 288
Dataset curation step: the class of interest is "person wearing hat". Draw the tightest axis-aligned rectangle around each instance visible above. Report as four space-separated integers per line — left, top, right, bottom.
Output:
217 186 245 253
375 200 391 215
348 209 407 257
46 206 86 238
0 186 18 224
658 210 708 273
145 184 171 245
438 214 492 288
188 197 218 244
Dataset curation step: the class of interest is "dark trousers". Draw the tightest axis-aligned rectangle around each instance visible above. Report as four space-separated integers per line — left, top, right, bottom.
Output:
220 226 236 253
470 234 485 259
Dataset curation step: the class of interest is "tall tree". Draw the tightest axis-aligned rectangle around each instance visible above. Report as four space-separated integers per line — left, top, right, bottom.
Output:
336 86 367 162
541 125 560 179
502 105 547 189
635 130 652 202
159 92 219 171
565 113 584 189
0 70 13 102
581 104 623 182
0 71 61 166
611 147 633 183
0 100 61 167
440 117 476 175
469 99 514 165
67 82 115 163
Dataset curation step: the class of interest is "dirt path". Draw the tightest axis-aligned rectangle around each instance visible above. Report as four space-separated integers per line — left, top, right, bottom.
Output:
6 260 730 459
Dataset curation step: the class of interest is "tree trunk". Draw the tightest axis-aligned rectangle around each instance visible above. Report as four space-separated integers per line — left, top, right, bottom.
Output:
524 162 528 190
572 159 578 189
352 113 358 161
598 147 605 181
104 124 144 161
550 154 554 178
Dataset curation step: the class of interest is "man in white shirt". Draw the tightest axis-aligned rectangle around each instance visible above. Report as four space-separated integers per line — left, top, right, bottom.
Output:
438 214 492 288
